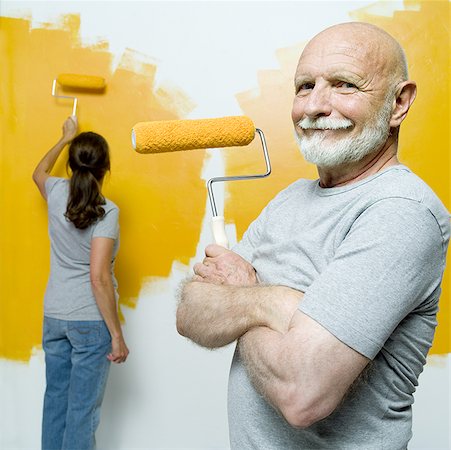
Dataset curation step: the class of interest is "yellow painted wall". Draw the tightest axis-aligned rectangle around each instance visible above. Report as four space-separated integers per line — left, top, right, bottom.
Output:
0 0 449 362
0 14 204 360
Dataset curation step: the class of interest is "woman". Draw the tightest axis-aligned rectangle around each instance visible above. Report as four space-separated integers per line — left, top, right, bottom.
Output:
33 116 129 450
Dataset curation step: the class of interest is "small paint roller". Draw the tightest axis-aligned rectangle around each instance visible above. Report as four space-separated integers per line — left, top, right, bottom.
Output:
51 73 106 116
131 116 271 248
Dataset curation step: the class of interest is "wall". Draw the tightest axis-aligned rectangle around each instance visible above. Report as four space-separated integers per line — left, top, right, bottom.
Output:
1 1 449 449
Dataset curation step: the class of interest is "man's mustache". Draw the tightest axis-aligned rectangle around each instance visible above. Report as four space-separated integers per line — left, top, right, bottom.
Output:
297 117 353 130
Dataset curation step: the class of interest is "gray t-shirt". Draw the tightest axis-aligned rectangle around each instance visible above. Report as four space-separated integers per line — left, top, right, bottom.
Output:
230 165 450 450
44 177 120 321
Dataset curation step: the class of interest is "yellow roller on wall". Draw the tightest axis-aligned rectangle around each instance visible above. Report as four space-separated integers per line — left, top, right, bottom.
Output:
51 73 106 116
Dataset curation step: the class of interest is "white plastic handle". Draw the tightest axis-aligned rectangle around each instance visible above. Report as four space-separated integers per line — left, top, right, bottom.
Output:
72 98 78 116
211 216 228 248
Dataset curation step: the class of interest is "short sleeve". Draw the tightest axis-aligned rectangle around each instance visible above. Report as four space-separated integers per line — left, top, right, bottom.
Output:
45 177 65 199
233 211 266 263
299 198 447 359
92 206 119 240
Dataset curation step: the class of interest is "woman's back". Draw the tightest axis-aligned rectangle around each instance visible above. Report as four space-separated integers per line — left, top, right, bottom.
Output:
44 176 119 320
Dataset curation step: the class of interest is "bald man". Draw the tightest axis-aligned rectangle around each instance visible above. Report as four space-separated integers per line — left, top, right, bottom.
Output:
177 23 450 449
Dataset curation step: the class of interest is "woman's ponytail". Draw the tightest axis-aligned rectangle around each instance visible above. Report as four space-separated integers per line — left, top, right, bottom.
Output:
65 132 110 229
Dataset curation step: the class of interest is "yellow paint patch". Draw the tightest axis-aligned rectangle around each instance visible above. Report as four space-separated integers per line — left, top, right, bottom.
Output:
226 0 450 354
0 15 203 360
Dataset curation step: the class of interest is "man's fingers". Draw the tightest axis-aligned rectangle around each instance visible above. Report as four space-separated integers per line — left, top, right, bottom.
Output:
194 262 216 278
193 262 205 275
205 244 230 258
193 262 225 284
196 264 216 280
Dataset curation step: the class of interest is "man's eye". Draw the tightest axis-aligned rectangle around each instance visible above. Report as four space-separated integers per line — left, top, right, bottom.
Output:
296 82 314 94
337 81 357 89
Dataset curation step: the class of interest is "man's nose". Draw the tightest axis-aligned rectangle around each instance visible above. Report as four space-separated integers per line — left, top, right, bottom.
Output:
303 84 332 118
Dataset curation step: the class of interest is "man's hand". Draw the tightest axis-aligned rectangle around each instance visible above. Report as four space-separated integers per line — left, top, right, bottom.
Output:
193 244 257 286
176 245 301 348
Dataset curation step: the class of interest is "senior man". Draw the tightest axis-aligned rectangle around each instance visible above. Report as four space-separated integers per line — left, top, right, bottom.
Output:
177 22 450 449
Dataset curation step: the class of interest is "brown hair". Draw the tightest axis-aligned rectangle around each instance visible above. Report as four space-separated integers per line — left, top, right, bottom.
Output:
65 132 110 229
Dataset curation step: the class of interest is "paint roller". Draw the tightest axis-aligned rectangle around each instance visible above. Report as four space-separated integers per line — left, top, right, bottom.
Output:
131 116 271 248
51 73 106 116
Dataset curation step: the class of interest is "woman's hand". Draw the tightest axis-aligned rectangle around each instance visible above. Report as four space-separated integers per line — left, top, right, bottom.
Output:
32 116 79 199
62 115 78 144
108 335 129 364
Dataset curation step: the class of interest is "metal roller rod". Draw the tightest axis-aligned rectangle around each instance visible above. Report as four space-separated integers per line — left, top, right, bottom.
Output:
52 79 78 116
207 128 271 217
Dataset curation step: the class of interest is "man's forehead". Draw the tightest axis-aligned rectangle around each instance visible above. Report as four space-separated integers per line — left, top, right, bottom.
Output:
297 49 373 75
300 36 376 63
295 36 384 78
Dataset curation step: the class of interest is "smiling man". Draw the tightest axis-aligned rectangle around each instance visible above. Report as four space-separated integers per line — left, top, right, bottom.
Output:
177 23 450 449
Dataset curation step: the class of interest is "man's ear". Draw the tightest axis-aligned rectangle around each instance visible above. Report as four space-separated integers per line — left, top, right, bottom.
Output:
390 81 417 128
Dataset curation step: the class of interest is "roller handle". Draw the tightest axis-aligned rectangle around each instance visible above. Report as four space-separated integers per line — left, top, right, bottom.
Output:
211 216 229 248
71 99 78 117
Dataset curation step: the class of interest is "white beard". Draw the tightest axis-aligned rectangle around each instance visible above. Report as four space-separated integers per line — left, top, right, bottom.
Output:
295 99 393 168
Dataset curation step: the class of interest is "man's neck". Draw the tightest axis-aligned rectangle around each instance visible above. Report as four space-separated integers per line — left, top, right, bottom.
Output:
317 139 400 188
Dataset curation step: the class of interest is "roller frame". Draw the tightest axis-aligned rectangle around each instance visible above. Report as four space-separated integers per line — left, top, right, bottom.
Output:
206 128 272 217
51 78 78 116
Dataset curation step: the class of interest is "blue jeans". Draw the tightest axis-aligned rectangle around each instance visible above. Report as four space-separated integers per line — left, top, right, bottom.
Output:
42 317 111 450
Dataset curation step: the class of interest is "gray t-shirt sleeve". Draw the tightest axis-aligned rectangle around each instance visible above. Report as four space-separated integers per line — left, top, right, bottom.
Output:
45 176 64 199
299 197 446 360
92 206 119 240
233 211 265 262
